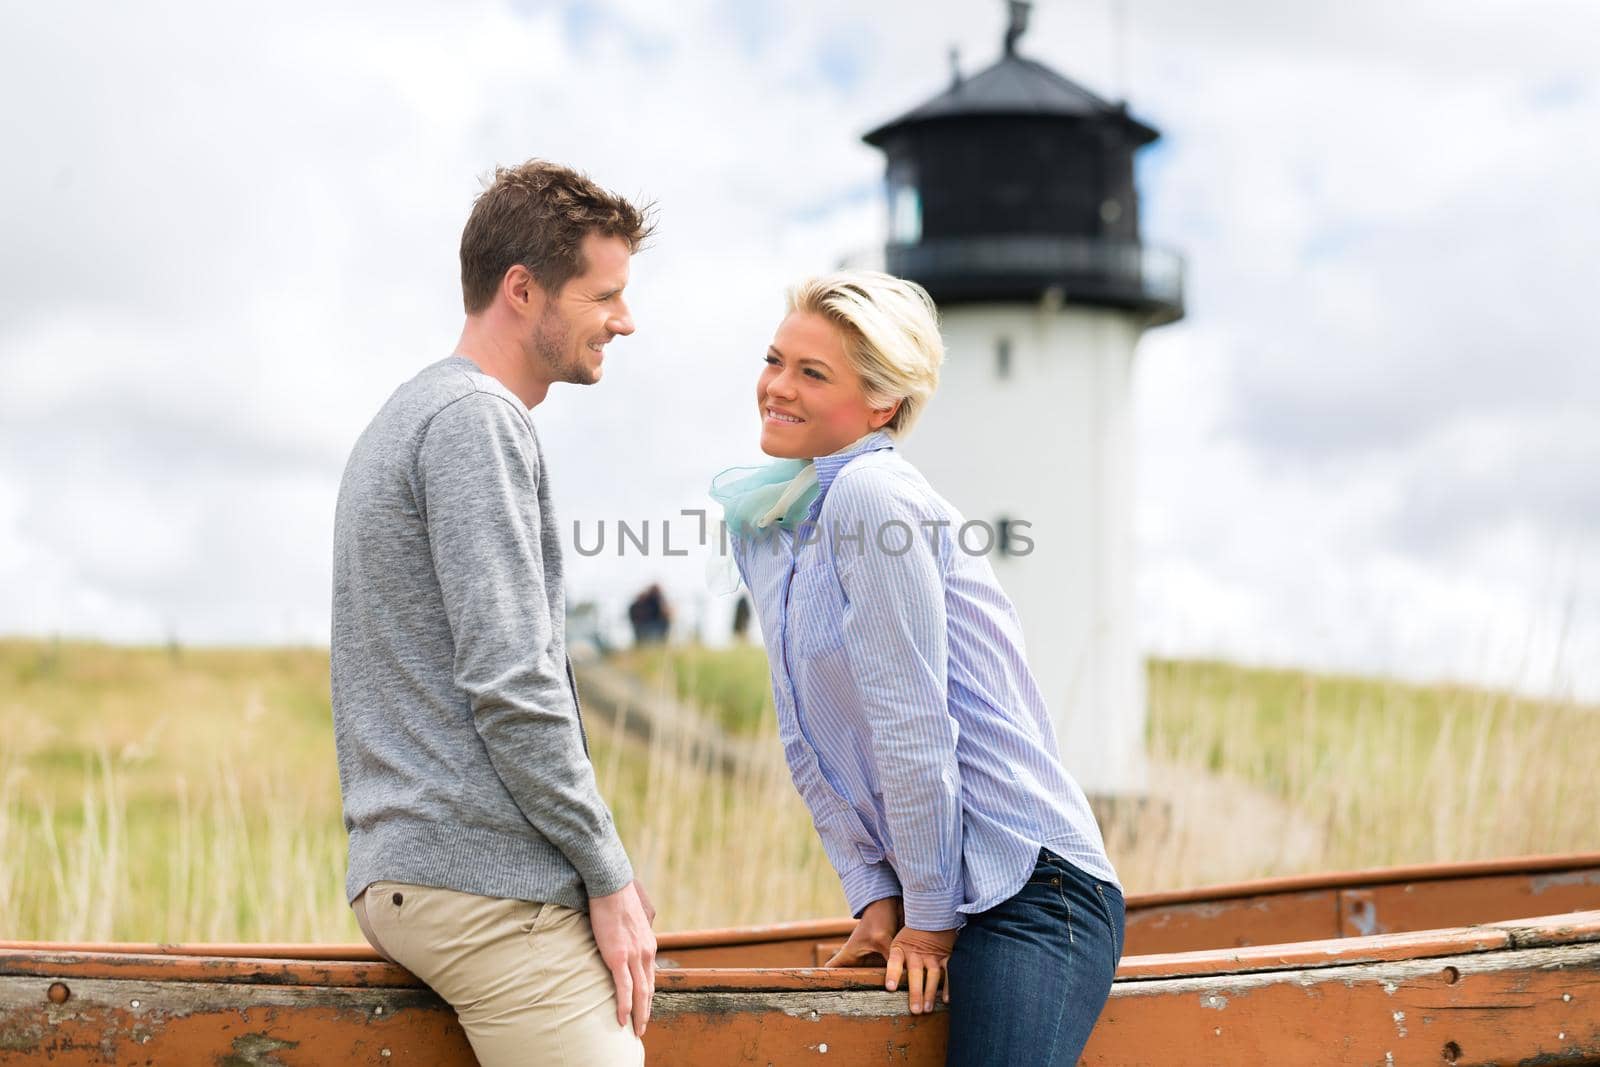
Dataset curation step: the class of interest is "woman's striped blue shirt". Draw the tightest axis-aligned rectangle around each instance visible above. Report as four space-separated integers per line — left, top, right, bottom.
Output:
728 432 1117 931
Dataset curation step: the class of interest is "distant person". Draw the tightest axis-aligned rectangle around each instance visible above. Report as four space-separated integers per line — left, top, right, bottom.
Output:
731 594 752 641
711 271 1123 1066
627 583 671 645
332 160 655 1066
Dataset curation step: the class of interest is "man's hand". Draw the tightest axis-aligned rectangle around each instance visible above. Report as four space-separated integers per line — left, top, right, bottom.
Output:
823 897 902 967
589 882 657 1037
886 924 958 1015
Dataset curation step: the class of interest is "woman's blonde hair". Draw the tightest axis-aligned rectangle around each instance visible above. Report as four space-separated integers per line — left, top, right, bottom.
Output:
785 270 943 438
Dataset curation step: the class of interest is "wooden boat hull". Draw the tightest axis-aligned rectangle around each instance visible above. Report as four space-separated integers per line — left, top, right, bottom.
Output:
4 854 1599 1065
5 915 1597 1065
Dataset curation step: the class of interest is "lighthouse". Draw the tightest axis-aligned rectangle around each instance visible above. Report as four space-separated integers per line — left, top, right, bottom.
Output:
860 2 1184 798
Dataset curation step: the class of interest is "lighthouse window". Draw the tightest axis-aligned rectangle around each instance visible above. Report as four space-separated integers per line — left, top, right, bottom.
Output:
890 183 922 244
996 337 1012 379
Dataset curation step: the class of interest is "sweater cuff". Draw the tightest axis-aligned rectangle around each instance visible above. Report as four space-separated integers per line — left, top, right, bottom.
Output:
902 884 964 932
573 822 636 899
841 862 903 918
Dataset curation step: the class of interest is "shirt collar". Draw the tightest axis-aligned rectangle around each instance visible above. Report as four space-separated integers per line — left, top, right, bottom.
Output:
813 430 896 502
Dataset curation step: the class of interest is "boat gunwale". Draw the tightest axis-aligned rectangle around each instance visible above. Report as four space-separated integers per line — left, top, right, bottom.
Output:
5 911 1596 989
1123 849 1600 908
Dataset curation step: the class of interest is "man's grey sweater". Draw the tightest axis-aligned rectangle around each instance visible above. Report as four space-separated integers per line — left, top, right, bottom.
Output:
331 355 632 910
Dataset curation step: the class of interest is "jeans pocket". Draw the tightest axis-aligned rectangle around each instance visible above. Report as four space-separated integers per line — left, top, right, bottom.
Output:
1024 874 1074 944
1094 883 1124 965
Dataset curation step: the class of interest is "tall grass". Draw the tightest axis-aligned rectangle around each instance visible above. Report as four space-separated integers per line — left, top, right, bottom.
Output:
0 639 356 942
1 639 1595 943
0 639 841 941
587 695 844 930
1138 659 1599 877
1 753 355 944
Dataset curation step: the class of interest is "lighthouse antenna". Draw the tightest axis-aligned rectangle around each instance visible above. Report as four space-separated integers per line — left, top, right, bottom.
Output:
1004 0 1032 56
1111 0 1132 103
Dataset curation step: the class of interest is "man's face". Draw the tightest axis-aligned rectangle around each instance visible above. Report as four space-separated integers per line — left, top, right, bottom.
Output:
531 232 635 386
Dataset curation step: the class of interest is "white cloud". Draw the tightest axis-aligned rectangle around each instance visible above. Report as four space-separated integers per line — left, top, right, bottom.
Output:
1124 0 1600 698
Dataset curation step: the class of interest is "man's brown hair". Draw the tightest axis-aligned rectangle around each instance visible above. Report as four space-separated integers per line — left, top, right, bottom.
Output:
459 160 654 314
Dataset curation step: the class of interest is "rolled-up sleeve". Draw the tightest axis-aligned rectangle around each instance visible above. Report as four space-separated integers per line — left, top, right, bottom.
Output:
840 861 903 917
418 395 633 898
825 468 964 930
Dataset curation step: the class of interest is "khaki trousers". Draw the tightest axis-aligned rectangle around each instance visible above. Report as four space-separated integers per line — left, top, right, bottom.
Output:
354 882 644 1067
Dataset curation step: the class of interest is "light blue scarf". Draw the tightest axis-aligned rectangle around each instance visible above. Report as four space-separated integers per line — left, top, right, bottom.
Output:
709 458 820 537
708 436 882 592
706 459 817 595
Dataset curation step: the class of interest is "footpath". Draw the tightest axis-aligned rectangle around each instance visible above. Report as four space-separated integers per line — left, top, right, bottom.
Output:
572 656 764 777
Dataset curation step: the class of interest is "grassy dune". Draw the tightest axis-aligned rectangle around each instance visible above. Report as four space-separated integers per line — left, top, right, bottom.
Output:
2 638 1595 942
1142 658 1599 873
1 640 353 943
0 639 840 941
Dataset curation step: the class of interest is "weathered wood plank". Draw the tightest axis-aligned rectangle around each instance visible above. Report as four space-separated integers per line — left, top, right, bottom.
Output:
1085 942 1600 1066
1130 852 1600 908
0 953 422 989
0 977 472 1064
1125 888 1342 954
1341 870 1600 940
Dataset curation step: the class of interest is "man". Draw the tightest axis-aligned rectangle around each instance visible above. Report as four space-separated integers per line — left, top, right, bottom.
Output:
331 160 655 1065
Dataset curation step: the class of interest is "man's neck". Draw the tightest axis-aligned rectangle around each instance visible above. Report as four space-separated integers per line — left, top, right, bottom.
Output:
454 320 553 408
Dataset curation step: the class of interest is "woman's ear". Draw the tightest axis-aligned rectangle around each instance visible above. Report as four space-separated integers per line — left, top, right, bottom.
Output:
869 399 903 430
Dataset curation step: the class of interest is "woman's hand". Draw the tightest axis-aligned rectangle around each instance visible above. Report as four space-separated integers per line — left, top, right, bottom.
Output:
823 896 902 967
886 924 958 1014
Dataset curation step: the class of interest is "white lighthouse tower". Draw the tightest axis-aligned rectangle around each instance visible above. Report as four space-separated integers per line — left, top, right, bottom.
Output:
861 3 1184 798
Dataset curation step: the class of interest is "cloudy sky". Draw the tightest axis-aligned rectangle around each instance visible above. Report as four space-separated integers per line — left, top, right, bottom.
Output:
3 0 1596 699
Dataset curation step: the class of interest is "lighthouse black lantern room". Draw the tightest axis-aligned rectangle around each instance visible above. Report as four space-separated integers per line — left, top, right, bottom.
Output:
863 0 1183 322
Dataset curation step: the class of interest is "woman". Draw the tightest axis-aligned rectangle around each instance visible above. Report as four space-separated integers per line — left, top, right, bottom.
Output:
711 271 1124 1065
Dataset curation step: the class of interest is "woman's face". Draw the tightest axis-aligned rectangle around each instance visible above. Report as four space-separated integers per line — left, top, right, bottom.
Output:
758 311 898 459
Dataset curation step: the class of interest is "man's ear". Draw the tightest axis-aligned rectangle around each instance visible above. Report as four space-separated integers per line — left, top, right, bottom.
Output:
502 265 548 317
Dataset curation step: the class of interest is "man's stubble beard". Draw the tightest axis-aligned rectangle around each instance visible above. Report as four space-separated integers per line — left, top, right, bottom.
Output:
533 305 596 386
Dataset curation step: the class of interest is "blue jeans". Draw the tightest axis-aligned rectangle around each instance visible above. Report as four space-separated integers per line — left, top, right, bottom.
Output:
945 849 1124 1067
